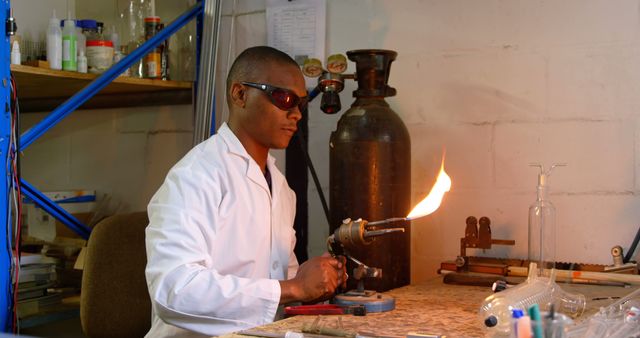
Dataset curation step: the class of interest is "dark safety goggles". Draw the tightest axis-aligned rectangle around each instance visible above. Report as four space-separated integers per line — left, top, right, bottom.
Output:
242 81 308 112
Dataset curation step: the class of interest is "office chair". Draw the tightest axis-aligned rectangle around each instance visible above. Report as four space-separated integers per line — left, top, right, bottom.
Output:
80 212 151 338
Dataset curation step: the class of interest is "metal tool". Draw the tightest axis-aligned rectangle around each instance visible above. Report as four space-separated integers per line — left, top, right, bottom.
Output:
604 245 637 272
456 216 515 271
284 304 366 316
326 217 404 312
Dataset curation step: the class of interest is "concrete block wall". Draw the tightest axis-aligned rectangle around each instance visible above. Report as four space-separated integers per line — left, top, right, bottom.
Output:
20 106 193 213
16 0 640 282
213 0 640 281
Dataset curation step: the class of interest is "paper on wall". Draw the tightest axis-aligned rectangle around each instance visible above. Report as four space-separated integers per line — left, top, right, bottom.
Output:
266 0 326 88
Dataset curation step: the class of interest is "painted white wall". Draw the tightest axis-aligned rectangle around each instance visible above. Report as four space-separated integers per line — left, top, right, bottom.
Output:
16 0 640 281
20 105 194 213
217 0 640 281
13 0 74 42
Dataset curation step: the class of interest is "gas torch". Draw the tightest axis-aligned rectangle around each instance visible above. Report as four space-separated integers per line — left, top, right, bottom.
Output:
327 158 452 312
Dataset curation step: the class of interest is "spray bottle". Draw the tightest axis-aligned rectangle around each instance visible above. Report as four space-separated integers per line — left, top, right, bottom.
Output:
46 10 62 70
528 163 566 276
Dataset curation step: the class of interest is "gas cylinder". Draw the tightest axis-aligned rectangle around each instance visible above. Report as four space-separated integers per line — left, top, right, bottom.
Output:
329 49 411 291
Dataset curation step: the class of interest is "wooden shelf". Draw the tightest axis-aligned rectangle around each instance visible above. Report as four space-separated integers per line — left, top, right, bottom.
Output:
11 64 193 112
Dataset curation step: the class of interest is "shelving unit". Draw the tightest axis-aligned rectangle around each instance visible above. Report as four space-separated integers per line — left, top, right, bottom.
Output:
11 64 193 112
0 0 216 330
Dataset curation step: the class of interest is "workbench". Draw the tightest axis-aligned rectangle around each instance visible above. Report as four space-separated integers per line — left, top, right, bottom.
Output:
225 276 638 338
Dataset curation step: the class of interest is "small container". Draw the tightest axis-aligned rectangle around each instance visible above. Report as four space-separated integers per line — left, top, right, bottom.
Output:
97 21 104 35
11 40 20 65
77 51 87 73
86 40 114 74
144 16 161 78
157 23 169 80
75 22 86 60
113 51 129 76
80 19 99 41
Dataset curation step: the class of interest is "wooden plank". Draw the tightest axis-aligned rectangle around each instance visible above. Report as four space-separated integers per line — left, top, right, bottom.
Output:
10 64 193 112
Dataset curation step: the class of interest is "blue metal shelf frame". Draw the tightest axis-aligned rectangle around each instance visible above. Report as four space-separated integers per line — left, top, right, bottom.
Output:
1 1 13 332
2 0 207 330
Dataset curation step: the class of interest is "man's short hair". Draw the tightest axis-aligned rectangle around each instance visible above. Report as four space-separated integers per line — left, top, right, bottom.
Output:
226 46 299 106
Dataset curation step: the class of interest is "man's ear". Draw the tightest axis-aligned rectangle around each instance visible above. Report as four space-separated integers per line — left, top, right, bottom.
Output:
230 82 246 108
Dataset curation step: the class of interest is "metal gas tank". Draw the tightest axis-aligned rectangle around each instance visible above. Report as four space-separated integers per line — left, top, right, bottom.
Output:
329 49 411 291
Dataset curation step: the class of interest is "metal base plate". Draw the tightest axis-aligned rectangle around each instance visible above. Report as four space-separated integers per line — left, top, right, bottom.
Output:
334 291 395 313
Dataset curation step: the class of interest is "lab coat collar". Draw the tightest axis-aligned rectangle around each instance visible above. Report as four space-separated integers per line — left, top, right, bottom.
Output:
217 123 277 195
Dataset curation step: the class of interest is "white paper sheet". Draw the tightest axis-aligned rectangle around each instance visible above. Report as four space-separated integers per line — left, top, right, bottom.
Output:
266 0 326 87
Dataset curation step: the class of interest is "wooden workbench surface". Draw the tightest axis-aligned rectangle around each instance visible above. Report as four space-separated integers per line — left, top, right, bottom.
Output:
225 277 638 338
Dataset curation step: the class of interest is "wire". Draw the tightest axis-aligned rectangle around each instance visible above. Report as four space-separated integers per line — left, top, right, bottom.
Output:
294 126 330 228
624 225 640 263
8 72 22 332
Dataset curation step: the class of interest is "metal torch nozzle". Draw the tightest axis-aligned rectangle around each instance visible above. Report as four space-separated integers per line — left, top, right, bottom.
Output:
363 228 405 238
331 217 408 251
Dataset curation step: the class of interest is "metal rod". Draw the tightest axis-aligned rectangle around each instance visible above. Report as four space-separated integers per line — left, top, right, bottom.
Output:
347 255 367 267
20 179 91 240
366 217 408 227
363 228 405 238
193 0 222 143
20 2 204 150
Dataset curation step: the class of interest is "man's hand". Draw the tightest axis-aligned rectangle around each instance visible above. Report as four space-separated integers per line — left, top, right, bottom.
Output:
279 255 347 304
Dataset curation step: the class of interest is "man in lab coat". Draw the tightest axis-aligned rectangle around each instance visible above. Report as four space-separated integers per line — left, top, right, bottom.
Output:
144 46 347 337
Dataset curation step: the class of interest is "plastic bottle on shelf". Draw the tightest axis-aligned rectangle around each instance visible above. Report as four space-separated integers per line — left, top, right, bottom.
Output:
144 16 161 79
62 16 77 71
10 40 20 65
46 10 62 70
123 0 152 78
77 51 87 73
75 20 86 61
528 163 565 276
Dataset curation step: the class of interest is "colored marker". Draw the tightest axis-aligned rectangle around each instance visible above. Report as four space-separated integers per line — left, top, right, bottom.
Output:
528 304 543 338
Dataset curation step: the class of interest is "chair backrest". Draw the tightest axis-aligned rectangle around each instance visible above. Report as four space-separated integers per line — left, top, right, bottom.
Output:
80 212 151 338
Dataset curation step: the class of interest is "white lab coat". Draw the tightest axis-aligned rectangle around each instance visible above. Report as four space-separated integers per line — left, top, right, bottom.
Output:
145 123 299 338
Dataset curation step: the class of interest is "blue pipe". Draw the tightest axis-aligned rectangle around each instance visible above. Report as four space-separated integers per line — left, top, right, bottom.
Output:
20 180 91 240
19 1 204 151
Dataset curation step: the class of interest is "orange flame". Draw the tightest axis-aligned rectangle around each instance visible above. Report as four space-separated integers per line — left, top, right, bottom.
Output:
406 157 451 220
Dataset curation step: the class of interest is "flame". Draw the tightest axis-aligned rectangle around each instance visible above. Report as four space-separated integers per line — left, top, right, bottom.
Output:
406 157 452 220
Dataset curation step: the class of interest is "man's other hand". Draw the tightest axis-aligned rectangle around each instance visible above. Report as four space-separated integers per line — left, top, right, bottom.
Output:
279 255 347 304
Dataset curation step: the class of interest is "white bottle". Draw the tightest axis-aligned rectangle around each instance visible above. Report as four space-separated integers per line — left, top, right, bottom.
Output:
77 51 87 73
46 10 62 70
10 41 20 65
62 18 77 71
76 22 86 61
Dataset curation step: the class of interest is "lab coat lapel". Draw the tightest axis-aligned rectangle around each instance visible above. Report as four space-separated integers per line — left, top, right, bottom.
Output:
266 157 288 280
218 123 271 194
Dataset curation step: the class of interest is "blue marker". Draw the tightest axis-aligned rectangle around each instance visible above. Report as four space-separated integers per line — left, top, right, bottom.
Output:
512 309 524 336
528 304 543 338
